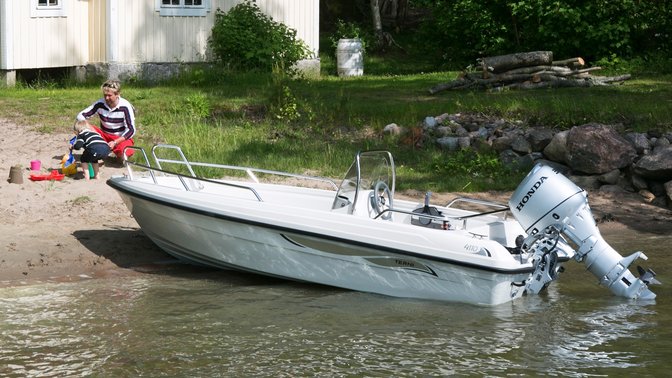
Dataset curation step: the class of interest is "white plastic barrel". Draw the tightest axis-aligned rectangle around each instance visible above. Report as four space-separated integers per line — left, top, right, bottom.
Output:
336 39 363 77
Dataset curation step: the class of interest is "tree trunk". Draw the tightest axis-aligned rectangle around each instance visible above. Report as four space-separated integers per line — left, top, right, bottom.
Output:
482 51 553 73
370 0 384 47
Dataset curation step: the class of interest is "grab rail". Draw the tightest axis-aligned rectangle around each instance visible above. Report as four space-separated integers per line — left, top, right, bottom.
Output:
149 144 339 190
120 144 338 203
123 160 264 202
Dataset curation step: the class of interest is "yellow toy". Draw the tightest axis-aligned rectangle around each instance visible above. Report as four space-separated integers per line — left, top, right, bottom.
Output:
61 152 77 175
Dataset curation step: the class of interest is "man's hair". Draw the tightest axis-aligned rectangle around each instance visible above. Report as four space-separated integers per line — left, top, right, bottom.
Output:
101 79 121 94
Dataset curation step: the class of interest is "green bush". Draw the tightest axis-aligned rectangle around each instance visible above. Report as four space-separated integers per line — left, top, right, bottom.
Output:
209 0 310 73
329 19 369 53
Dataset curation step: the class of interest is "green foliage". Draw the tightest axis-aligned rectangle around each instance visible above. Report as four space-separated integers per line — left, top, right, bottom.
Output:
430 149 524 191
266 65 314 123
208 0 310 73
267 79 300 122
184 93 211 120
329 19 368 53
419 0 672 68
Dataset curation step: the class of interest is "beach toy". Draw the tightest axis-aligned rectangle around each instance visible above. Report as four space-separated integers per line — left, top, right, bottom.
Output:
88 164 95 178
61 152 77 176
30 160 41 171
29 170 64 181
8 165 23 184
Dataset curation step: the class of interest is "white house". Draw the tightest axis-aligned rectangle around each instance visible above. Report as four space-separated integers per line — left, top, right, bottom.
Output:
0 0 320 86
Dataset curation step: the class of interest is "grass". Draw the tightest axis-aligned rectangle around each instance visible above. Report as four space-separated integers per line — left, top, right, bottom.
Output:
1 59 671 193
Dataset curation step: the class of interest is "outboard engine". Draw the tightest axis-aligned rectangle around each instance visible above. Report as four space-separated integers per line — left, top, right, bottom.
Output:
509 163 659 300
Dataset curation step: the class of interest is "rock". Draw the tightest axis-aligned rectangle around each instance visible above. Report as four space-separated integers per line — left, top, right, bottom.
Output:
510 135 532 154
458 137 471 149
492 135 514 152
526 127 554 152
435 126 452 137
600 184 629 195
633 145 672 180
624 132 651 154
423 116 438 129
565 123 636 174
434 113 450 124
568 174 601 190
499 149 520 168
639 189 656 203
630 174 649 191
543 130 569 164
664 180 672 206
383 123 403 135
471 138 492 152
597 169 621 185
436 137 460 151
455 126 469 137
653 137 671 152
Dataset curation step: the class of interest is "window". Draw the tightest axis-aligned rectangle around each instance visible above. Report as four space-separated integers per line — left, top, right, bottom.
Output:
31 0 67 18
156 0 210 17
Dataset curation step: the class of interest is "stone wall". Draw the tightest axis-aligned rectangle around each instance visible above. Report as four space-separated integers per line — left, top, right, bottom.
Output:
384 113 672 208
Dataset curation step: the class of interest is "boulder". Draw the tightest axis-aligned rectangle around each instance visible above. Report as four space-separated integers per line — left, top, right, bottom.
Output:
543 130 569 164
565 123 636 174
624 132 651 154
510 135 532 154
526 127 554 152
437 136 460 151
633 145 672 180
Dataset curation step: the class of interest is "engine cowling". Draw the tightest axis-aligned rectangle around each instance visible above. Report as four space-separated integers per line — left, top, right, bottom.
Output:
509 163 658 300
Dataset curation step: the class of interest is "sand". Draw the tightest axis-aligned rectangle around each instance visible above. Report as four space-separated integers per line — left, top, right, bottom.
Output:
0 120 170 286
2 120 671 287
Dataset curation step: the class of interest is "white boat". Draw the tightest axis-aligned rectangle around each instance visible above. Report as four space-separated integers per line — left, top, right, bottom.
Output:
107 145 659 305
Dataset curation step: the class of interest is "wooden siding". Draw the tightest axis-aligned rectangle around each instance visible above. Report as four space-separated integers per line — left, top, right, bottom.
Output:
88 0 107 63
1 0 318 69
113 0 319 63
1 0 89 69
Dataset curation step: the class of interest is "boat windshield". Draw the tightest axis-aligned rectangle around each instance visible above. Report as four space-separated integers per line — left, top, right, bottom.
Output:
331 151 395 213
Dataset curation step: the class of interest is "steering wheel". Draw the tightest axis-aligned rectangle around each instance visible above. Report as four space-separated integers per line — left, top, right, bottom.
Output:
370 180 393 219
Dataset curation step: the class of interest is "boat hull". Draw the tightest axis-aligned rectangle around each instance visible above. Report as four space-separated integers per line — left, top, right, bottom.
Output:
115 185 531 306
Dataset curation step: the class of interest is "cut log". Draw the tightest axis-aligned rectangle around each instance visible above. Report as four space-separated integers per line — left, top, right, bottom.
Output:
427 51 631 93
482 51 553 73
567 67 602 76
506 79 593 90
591 74 631 84
428 79 471 94
552 57 585 68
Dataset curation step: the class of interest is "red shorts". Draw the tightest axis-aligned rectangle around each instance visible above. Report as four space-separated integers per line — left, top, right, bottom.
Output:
91 126 135 158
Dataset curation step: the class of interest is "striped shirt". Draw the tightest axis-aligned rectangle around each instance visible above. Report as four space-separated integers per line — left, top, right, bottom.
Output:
77 97 136 140
73 130 109 151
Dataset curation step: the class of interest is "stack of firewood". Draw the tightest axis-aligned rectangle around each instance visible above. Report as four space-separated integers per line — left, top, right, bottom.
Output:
429 51 631 94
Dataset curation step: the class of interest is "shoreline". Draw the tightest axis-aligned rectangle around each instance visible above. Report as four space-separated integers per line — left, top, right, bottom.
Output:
2 120 671 288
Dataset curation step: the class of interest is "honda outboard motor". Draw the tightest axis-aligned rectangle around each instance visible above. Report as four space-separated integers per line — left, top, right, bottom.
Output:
509 163 658 300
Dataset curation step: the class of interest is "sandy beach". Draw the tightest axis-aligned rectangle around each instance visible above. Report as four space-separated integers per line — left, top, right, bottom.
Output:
0 120 169 286
2 120 671 287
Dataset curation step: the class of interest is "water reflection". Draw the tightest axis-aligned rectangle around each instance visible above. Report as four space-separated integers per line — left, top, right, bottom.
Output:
1 232 670 377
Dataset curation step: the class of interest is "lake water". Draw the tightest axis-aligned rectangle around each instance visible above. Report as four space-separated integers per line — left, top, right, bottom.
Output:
1 233 671 377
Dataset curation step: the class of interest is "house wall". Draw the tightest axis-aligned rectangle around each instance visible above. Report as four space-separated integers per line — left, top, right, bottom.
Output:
110 0 319 64
0 0 89 70
88 0 107 64
0 0 320 84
